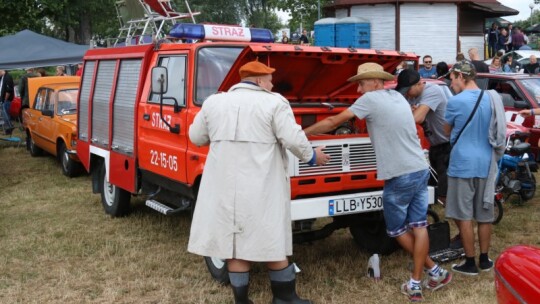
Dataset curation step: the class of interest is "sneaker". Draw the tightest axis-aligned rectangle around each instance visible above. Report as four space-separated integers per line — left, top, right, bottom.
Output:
479 259 494 272
424 269 452 291
451 261 479 276
401 283 423 302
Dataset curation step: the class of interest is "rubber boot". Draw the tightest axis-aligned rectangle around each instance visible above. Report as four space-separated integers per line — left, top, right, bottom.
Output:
269 264 312 304
229 271 253 304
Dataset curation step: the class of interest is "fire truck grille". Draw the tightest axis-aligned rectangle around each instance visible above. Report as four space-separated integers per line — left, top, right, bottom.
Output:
294 139 377 176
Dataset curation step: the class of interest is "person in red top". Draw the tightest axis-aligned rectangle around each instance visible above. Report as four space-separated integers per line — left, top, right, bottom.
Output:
75 63 83 76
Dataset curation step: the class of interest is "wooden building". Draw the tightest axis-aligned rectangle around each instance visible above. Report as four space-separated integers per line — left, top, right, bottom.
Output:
327 0 518 62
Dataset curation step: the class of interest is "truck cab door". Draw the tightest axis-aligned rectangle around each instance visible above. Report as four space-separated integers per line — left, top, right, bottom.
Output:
138 54 189 184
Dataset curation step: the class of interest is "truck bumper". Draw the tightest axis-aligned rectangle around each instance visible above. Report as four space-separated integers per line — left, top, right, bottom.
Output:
291 186 436 221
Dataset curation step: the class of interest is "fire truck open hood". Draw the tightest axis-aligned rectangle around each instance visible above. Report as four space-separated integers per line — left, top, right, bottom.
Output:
218 45 418 103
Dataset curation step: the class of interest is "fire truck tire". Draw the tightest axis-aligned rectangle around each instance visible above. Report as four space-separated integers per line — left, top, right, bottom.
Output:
99 163 131 217
204 256 229 284
349 219 399 255
59 142 80 177
28 134 43 157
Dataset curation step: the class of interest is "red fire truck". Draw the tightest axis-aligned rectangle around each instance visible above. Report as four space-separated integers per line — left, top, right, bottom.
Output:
76 23 435 282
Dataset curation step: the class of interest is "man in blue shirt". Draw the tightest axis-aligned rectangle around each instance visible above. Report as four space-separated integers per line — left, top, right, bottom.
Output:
444 61 504 276
419 55 437 79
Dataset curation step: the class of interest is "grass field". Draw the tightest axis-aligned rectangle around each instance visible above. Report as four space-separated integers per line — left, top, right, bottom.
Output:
1 140 539 304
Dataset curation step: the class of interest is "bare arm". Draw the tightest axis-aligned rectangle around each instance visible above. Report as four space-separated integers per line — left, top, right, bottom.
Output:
304 109 356 136
519 108 539 117
412 104 431 124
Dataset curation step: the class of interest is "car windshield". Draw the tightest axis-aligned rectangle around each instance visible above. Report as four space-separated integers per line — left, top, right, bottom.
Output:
57 89 78 115
519 78 540 106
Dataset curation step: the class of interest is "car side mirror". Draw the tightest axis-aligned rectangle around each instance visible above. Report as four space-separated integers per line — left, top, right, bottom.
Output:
42 109 54 117
514 100 530 109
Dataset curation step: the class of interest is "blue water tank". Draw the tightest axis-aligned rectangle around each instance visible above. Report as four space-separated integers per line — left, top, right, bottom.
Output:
314 18 337 47
335 17 370 49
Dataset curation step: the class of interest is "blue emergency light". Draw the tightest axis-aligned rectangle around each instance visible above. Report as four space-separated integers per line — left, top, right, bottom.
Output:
169 24 274 43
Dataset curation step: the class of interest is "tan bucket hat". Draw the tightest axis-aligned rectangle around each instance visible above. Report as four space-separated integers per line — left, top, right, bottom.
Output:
347 62 395 82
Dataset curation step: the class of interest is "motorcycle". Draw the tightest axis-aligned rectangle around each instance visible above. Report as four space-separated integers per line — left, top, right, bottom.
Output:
493 131 538 224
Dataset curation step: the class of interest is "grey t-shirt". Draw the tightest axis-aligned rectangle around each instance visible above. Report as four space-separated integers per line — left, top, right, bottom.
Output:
410 82 450 146
349 89 428 180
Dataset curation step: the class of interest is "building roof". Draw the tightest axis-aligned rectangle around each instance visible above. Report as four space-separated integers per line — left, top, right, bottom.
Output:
330 0 518 17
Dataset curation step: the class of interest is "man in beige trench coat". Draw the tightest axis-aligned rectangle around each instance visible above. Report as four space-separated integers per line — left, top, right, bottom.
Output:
188 60 329 304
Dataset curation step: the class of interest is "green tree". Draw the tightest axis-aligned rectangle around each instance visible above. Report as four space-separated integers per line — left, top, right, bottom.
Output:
0 1 46 36
244 0 282 33
270 0 331 33
183 0 246 25
0 0 118 44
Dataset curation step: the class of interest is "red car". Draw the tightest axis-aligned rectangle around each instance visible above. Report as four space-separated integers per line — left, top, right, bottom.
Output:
477 72 540 160
387 76 529 146
8 85 22 119
495 245 540 304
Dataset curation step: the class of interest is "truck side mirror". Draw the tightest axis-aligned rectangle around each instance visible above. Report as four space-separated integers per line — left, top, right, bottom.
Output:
151 66 168 94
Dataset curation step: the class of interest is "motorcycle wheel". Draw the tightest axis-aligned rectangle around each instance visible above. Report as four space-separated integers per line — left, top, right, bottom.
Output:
519 174 536 201
492 197 504 225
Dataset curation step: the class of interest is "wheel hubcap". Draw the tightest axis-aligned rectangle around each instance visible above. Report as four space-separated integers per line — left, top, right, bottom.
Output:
62 151 69 170
103 175 115 207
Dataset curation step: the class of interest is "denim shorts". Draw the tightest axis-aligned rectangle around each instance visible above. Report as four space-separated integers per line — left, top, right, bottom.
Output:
383 169 429 237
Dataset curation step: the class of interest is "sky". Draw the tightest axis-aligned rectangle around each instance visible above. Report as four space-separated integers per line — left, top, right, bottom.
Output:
499 0 538 22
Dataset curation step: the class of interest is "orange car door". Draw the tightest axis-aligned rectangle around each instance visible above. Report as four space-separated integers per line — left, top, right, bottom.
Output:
35 89 56 154
29 88 47 149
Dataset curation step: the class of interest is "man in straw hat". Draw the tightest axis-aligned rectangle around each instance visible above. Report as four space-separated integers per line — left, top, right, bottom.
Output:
304 62 452 302
188 60 329 304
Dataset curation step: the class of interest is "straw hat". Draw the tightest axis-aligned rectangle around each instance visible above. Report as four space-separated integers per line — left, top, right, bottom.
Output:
347 62 394 82
239 61 276 78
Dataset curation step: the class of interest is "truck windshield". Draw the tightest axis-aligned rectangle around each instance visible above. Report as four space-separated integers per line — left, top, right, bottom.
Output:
195 46 243 105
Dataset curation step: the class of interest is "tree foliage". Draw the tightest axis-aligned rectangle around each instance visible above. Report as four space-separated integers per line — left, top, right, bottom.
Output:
185 0 246 25
270 0 331 33
0 0 284 44
0 0 117 44
184 0 282 33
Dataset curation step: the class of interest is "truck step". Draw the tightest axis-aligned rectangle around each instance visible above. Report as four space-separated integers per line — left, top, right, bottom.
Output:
145 199 190 215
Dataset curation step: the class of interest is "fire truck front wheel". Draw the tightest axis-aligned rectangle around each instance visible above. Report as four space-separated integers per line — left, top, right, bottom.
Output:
99 163 131 217
349 215 399 255
204 257 229 284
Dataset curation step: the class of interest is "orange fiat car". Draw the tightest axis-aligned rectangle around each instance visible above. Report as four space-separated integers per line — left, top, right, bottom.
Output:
23 76 82 177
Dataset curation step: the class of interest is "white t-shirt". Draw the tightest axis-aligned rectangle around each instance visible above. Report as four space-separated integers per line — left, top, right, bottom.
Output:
349 89 428 180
